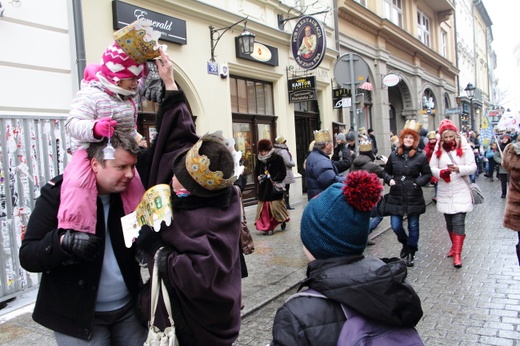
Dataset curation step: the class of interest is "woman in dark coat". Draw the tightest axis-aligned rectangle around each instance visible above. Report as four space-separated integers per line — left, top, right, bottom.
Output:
383 127 432 267
254 139 289 235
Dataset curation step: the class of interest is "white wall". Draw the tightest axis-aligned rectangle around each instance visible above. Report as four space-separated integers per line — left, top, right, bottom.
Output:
0 0 75 116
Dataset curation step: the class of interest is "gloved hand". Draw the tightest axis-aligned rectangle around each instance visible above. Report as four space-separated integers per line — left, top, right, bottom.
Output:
61 230 103 261
136 225 164 256
440 169 451 183
93 117 117 138
139 61 164 103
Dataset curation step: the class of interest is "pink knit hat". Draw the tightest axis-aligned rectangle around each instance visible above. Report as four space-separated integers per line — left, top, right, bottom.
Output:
99 42 146 84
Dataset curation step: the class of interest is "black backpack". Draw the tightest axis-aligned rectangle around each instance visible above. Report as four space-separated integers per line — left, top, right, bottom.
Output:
289 289 424 346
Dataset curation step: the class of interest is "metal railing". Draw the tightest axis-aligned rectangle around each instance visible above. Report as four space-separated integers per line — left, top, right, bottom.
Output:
0 115 69 302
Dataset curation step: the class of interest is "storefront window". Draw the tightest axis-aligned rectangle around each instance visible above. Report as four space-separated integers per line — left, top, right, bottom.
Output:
230 76 274 115
233 122 254 184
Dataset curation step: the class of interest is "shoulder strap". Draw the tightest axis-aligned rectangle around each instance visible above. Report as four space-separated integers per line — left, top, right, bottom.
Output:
150 247 174 327
286 288 327 302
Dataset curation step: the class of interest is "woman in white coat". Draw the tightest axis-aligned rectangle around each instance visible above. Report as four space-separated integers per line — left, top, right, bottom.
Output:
429 120 476 268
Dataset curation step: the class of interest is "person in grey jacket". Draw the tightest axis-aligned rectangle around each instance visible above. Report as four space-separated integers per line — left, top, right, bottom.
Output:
271 171 423 346
274 136 296 209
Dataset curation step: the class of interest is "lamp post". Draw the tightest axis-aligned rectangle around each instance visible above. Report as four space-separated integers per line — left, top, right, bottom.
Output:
465 83 476 131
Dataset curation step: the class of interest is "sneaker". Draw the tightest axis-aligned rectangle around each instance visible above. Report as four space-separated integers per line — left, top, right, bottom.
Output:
367 239 375 246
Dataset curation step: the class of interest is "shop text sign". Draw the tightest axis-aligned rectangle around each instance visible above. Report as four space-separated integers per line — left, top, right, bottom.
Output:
112 0 187 45
288 76 317 103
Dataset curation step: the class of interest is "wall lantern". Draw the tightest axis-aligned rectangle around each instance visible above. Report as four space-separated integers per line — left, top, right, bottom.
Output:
209 17 255 62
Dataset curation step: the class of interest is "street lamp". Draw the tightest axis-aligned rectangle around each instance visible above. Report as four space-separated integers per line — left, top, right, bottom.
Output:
465 83 476 130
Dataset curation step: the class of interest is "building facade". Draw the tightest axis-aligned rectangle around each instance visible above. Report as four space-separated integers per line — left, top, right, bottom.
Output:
336 0 459 155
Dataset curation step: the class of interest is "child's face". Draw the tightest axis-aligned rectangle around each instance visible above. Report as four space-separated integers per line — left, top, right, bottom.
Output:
118 77 139 92
171 175 184 192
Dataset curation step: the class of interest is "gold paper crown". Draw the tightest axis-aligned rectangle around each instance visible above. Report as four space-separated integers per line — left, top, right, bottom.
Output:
275 136 286 144
314 129 332 143
114 19 164 64
427 131 437 139
403 119 422 133
359 136 373 152
184 131 237 191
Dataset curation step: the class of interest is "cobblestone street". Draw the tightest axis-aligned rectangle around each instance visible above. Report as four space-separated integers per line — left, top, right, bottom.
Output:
1 176 520 346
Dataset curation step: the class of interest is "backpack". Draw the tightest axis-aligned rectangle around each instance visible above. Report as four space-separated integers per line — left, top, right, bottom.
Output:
289 289 424 346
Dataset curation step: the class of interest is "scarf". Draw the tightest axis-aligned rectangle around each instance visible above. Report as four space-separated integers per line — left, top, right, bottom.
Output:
97 73 137 98
257 149 275 163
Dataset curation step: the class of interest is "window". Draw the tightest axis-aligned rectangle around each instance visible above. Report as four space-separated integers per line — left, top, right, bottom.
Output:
384 0 403 27
441 29 447 58
230 76 274 115
417 10 431 47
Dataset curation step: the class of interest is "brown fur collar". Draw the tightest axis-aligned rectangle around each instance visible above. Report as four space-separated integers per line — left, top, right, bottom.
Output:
397 128 420 157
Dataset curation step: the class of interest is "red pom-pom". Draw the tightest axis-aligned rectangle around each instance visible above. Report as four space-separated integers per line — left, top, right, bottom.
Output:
342 171 383 212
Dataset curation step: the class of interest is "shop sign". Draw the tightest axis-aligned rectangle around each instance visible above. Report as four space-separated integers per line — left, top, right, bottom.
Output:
332 88 352 109
290 16 326 70
288 76 317 103
382 73 400 87
112 0 187 45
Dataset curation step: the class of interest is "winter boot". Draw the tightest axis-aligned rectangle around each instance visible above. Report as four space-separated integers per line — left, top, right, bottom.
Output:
446 232 455 257
406 251 415 267
452 234 466 268
284 193 294 210
400 243 409 258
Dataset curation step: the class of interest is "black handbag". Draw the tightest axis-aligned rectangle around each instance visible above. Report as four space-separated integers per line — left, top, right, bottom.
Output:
377 194 390 216
271 181 286 196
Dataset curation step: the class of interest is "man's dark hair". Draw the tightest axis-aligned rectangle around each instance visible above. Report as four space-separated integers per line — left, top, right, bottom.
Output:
87 131 140 165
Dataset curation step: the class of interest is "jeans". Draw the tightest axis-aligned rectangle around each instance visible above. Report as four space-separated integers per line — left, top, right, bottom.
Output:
54 302 147 346
391 214 420 251
369 205 383 232
370 216 383 232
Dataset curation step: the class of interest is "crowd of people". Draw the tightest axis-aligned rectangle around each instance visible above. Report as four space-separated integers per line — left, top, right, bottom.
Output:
16 19 520 346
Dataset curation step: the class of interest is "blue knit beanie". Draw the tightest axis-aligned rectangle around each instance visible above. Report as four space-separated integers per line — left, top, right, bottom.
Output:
301 171 382 259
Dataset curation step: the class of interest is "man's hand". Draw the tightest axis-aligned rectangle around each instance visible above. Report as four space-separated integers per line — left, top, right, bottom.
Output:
140 61 164 103
61 230 103 261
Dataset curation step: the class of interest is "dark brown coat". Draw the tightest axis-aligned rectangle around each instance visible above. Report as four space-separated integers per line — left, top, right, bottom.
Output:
502 143 520 231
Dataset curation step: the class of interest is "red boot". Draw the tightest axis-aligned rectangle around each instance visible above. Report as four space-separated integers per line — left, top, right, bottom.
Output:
446 232 455 257
452 234 466 268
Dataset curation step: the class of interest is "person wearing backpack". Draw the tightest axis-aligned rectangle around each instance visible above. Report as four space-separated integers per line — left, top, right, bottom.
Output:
271 171 424 346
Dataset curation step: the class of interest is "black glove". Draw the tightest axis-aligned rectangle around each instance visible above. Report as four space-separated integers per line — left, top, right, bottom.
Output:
61 230 103 262
140 61 164 103
136 225 164 256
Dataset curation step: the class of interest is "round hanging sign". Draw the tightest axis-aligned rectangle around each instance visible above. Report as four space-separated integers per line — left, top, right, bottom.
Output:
291 16 326 70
